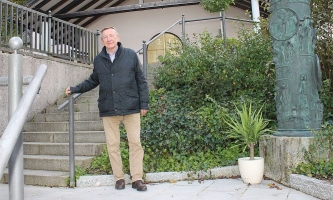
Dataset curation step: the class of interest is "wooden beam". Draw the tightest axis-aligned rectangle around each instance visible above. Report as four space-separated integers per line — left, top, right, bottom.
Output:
80 0 125 27
54 0 200 19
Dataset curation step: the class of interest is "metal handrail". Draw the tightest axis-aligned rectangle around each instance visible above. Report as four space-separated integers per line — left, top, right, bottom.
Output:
0 64 48 179
57 93 82 111
57 92 82 187
136 19 182 53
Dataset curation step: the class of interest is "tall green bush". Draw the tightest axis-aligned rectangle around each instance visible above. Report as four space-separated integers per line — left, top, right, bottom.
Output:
154 24 276 120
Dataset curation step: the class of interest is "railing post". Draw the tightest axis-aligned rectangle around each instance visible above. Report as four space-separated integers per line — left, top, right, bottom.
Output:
8 37 24 200
181 14 185 42
69 95 75 188
142 40 147 78
48 10 52 54
96 29 100 57
221 10 227 45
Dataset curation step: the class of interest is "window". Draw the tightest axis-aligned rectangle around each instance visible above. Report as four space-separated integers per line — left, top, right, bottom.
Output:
147 32 181 64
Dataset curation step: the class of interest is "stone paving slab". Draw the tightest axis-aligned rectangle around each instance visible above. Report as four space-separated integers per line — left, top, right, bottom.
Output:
0 179 319 200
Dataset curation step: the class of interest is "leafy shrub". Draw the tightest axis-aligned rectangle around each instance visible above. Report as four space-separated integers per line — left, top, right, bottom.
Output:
154 26 276 120
292 122 333 180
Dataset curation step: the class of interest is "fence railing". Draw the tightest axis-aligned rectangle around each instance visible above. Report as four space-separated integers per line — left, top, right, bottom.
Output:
137 12 256 79
0 0 99 64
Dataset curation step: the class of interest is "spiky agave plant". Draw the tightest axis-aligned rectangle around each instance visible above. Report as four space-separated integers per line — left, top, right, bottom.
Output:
224 102 272 160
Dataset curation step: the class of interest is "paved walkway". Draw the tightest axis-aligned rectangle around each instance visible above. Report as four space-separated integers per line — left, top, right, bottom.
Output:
1 178 319 200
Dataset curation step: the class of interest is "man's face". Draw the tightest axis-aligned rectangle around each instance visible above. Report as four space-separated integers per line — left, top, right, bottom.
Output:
101 28 120 50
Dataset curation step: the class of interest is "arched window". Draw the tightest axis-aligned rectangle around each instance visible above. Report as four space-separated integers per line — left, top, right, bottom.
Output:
147 32 181 64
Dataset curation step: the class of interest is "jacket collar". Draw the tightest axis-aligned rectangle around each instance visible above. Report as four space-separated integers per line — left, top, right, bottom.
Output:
100 42 123 59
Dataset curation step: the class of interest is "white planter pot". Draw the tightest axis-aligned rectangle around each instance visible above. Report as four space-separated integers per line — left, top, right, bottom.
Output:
238 157 264 184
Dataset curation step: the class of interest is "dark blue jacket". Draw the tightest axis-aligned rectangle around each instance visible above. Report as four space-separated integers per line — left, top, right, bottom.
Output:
70 42 149 117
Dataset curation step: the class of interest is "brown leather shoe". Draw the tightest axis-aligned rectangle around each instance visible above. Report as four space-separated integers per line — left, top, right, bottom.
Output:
132 180 147 191
115 179 125 190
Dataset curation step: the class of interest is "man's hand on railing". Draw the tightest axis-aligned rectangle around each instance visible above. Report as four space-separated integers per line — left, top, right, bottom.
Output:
65 87 71 96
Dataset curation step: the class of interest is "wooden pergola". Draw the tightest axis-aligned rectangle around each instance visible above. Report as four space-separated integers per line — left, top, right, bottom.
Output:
26 0 270 27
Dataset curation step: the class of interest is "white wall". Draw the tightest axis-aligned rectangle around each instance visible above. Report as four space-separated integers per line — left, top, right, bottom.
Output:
87 5 253 53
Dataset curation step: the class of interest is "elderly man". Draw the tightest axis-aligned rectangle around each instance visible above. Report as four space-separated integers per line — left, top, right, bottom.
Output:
66 26 149 191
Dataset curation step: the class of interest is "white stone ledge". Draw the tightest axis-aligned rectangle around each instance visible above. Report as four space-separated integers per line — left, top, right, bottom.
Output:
76 166 240 187
290 174 333 200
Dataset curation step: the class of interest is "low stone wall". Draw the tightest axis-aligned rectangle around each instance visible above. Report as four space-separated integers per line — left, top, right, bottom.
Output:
290 174 333 199
0 52 93 134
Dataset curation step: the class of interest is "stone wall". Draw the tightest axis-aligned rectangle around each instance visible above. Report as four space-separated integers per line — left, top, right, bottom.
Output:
0 52 93 134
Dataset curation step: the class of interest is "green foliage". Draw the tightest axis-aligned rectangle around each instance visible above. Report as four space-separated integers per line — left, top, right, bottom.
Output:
154 26 276 120
200 0 234 13
319 79 333 121
87 146 112 175
311 0 333 86
311 0 333 121
222 102 272 160
292 123 333 180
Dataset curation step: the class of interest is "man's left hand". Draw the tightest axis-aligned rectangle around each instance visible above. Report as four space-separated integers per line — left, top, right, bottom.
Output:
141 109 148 116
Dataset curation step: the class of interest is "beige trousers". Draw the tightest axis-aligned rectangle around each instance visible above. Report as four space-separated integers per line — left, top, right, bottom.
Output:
102 113 144 182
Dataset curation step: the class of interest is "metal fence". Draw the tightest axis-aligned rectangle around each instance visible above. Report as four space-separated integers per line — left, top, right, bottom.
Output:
0 0 99 64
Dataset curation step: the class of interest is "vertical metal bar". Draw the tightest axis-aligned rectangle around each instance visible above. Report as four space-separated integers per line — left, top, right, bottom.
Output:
0 2 3 41
85 30 88 62
77 28 81 61
24 10 28 48
69 95 75 188
181 14 185 42
71 26 75 61
20 8 23 40
88 31 91 63
15 6 18 36
43 16 45 52
142 40 147 78
34 13 39 50
96 29 100 58
63 24 66 56
48 11 51 54
8 37 24 200
29 12 33 51
37 14 40 51
60 22 64 55
5 2 8 42
10 5 13 38
222 10 227 45
56 20 59 56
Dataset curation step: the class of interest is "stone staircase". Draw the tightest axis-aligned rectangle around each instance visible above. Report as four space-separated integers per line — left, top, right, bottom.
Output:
1 89 106 187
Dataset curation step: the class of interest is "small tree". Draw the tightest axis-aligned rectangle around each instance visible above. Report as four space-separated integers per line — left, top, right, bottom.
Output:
224 103 272 160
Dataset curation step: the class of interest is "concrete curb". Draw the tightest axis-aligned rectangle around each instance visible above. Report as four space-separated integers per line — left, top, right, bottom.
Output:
76 166 240 187
76 166 332 200
290 174 333 200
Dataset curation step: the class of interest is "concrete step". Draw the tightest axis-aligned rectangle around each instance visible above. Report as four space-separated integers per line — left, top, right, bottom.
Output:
1 169 69 187
24 142 106 156
23 121 104 132
23 131 106 143
30 112 100 122
56 96 98 106
45 103 99 113
24 155 94 171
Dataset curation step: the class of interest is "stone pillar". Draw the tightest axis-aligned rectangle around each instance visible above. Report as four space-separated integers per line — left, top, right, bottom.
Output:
259 135 313 186
269 0 323 137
